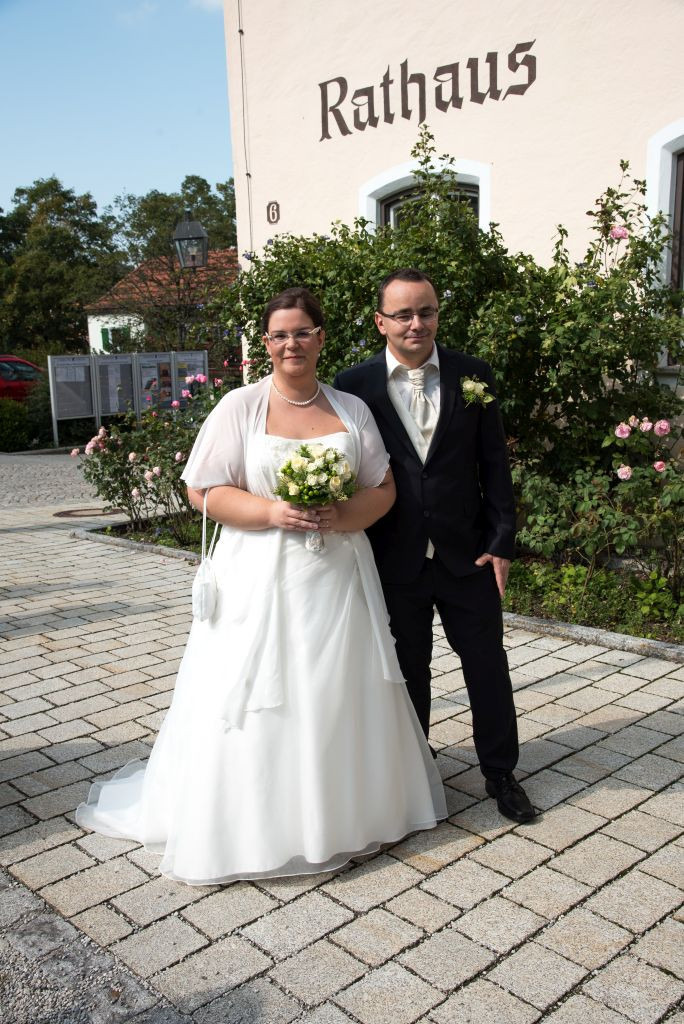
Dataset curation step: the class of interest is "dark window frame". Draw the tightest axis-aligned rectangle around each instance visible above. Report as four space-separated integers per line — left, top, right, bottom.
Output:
380 182 480 228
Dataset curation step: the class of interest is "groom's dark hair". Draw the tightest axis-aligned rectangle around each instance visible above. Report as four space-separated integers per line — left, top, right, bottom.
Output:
261 287 325 334
377 269 438 312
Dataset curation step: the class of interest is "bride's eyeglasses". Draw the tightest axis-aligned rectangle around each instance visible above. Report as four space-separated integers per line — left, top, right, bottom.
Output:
266 327 322 344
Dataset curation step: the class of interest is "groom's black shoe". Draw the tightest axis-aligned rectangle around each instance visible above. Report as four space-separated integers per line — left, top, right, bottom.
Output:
485 774 536 823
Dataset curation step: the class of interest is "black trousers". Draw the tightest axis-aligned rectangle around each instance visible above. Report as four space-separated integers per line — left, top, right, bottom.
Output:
381 556 518 780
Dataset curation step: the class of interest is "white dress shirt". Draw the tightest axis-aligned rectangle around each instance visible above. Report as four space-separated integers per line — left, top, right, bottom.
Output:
385 345 440 558
385 345 441 419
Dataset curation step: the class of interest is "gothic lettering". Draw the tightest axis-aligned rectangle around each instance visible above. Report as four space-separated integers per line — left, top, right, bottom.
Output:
434 62 463 112
352 86 379 131
319 77 352 140
318 41 537 140
380 66 395 124
504 40 537 98
467 52 501 105
400 60 426 124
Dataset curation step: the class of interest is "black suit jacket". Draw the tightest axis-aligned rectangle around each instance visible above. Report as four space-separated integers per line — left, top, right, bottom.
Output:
334 345 516 584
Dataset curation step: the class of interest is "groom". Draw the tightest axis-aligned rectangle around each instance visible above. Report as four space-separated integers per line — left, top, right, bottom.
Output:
334 268 535 823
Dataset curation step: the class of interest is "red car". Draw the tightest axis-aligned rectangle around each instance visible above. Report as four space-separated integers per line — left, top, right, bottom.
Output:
0 356 43 400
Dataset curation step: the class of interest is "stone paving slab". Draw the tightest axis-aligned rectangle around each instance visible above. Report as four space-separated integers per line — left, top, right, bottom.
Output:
1 502 683 1023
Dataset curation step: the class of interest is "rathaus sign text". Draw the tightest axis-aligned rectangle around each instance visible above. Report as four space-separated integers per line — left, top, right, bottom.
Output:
319 41 537 141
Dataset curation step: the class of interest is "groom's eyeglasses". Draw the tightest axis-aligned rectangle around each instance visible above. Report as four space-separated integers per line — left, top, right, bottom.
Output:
266 327 322 344
378 308 438 325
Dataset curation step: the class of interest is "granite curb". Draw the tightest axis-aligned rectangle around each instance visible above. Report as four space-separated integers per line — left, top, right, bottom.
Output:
69 524 684 666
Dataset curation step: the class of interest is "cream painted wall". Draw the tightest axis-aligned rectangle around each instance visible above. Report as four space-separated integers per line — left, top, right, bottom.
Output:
224 0 684 265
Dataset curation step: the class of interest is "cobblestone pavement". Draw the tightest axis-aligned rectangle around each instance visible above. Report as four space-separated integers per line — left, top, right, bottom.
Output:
1 503 683 1024
0 453 98 507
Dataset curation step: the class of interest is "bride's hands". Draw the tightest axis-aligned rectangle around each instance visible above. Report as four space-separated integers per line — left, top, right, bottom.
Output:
315 503 343 532
269 501 321 532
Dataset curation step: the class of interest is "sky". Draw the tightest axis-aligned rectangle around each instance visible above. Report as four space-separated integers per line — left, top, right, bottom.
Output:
0 0 232 215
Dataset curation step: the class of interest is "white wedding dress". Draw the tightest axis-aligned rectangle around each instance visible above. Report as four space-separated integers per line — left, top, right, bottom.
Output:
76 380 446 885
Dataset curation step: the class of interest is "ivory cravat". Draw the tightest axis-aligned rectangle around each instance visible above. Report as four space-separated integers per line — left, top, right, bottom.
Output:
407 366 438 454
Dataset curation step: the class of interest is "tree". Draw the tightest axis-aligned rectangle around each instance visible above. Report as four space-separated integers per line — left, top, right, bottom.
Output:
0 177 124 353
110 175 236 264
98 176 237 351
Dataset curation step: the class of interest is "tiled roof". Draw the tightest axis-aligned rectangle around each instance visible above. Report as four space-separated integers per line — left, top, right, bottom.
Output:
85 248 238 314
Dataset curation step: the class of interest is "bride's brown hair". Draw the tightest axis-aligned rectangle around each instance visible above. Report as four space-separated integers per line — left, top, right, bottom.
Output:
261 287 325 334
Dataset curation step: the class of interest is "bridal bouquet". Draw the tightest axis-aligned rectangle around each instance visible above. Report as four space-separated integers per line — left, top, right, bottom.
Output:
274 443 356 551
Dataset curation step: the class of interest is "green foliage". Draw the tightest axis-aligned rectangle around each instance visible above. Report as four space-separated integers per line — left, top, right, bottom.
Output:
0 177 124 353
0 174 236 361
23 373 54 448
110 176 236 263
0 397 29 451
76 379 228 544
101 176 238 354
632 571 677 621
516 445 684 605
469 162 684 477
515 467 643 566
503 559 683 642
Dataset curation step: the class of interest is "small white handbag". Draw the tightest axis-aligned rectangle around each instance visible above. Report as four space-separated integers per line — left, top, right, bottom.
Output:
192 490 221 622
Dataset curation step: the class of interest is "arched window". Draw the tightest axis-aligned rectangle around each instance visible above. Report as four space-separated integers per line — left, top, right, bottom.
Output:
380 182 480 228
359 159 490 232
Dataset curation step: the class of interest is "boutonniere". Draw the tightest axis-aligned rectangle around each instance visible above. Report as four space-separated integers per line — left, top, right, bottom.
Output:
461 376 495 407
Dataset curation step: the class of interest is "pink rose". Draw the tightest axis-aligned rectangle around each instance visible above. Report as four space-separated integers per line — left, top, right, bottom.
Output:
145 395 152 402
181 389 191 398
84 442 96 455
654 419 671 437
628 415 639 427
639 419 653 432
616 465 632 481
214 378 223 387
610 225 628 240
195 373 207 384
131 487 140 498
153 466 162 476
151 411 158 418
185 375 195 384
144 470 154 482
614 423 631 439
171 400 180 409
70 448 79 457
128 452 137 462
175 451 184 462
98 427 107 438
223 360 229 368
653 461 666 473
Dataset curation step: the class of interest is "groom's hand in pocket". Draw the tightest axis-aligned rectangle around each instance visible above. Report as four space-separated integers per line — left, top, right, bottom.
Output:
474 553 510 599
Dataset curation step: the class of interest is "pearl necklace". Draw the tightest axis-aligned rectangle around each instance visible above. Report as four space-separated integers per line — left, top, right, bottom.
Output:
271 378 321 407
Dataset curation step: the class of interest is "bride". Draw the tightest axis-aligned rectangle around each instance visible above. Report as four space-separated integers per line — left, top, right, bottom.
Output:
76 287 446 885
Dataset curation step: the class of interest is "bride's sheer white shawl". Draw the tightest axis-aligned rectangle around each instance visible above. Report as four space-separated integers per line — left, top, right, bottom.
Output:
181 374 389 492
